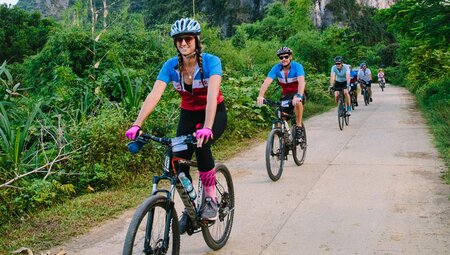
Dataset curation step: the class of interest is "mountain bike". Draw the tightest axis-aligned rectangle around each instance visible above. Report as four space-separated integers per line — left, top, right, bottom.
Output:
123 133 234 255
360 80 370 106
263 99 307 181
379 78 385 91
333 88 349 130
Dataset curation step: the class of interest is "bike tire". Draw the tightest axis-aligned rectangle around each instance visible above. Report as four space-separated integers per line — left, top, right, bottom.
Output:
351 92 357 110
202 164 235 250
265 128 284 181
292 124 307 166
338 102 344 130
123 195 180 255
364 91 369 106
345 113 349 126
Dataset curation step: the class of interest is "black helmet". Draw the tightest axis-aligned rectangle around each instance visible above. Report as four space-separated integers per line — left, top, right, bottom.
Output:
334 56 343 63
276 47 292 56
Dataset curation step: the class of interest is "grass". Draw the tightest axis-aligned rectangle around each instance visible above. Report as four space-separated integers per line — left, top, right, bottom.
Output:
420 102 450 184
0 102 334 254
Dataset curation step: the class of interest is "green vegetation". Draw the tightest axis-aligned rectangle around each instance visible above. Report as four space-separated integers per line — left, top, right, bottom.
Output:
0 0 448 253
379 0 450 180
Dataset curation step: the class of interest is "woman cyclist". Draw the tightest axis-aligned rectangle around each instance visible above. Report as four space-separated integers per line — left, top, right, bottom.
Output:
377 68 385 86
125 18 227 234
330 56 351 115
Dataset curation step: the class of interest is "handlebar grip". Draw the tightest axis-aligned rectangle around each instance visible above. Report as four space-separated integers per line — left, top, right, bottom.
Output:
127 140 145 154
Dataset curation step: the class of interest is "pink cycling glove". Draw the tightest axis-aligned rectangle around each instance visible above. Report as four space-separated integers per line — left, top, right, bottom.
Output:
195 127 213 144
125 125 141 140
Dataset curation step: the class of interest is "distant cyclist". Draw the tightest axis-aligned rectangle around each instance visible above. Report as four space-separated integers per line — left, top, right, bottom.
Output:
349 65 359 106
257 46 306 137
377 68 385 84
357 63 373 102
330 56 351 115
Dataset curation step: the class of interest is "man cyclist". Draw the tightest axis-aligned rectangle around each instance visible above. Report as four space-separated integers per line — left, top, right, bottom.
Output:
349 65 359 106
256 46 306 137
357 62 373 102
330 56 351 115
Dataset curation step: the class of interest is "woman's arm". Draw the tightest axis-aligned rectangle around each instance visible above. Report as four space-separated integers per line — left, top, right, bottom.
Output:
203 74 221 130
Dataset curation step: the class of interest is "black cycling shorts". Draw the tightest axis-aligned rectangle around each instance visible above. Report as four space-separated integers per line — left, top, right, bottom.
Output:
175 102 227 174
334 80 348 90
349 83 358 91
360 80 372 87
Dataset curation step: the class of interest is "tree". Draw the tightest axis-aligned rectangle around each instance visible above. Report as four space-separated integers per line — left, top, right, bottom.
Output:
0 5 55 63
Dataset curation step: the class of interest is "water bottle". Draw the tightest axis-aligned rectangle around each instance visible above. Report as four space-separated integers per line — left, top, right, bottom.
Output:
178 172 197 200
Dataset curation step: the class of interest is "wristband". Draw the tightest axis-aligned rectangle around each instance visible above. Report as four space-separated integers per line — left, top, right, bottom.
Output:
296 93 303 100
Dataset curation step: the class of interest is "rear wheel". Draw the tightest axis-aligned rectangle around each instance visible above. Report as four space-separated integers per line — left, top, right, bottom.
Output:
123 195 180 255
265 128 284 181
350 92 356 110
292 124 307 166
202 164 234 250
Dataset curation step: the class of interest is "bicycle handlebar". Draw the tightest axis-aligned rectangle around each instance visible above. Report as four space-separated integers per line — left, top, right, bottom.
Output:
263 99 293 107
127 133 197 154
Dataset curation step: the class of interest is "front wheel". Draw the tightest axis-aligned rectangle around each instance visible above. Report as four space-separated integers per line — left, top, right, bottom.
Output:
202 164 234 250
265 128 285 181
364 90 369 106
123 195 180 255
338 102 345 131
292 124 307 166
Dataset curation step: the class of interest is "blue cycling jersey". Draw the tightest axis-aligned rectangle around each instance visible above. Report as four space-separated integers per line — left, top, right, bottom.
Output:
267 61 305 95
157 53 224 111
331 64 350 82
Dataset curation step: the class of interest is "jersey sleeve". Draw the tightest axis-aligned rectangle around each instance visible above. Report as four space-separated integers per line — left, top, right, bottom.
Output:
156 59 174 83
267 64 279 79
295 63 305 77
208 54 223 76
330 66 336 76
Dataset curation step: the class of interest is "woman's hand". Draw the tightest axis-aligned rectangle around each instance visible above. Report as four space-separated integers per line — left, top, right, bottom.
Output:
125 125 141 140
195 127 213 148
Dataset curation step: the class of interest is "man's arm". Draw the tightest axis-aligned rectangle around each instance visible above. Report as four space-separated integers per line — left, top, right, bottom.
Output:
257 77 274 106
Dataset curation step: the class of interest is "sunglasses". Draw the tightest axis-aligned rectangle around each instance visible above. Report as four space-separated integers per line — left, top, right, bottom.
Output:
279 55 290 60
175 36 195 44
335 62 342 65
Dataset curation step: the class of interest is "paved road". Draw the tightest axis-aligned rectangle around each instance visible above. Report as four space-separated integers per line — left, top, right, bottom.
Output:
50 85 450 255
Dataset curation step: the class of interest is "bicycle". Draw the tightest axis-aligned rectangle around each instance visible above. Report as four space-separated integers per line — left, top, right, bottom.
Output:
379 78 385 91
349 83 358 110
359 80 370 106
263 99 307 181
123 133 234 255
333 88 349 130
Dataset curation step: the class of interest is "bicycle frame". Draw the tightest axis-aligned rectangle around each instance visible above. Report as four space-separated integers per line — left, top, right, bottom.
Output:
267 100 296 147
132 134 207 233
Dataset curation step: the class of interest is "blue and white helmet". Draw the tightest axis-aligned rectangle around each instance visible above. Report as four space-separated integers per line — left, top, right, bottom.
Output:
170 18 201 37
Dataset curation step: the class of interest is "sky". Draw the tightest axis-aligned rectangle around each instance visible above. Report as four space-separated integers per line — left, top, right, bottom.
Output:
0 0 18 5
